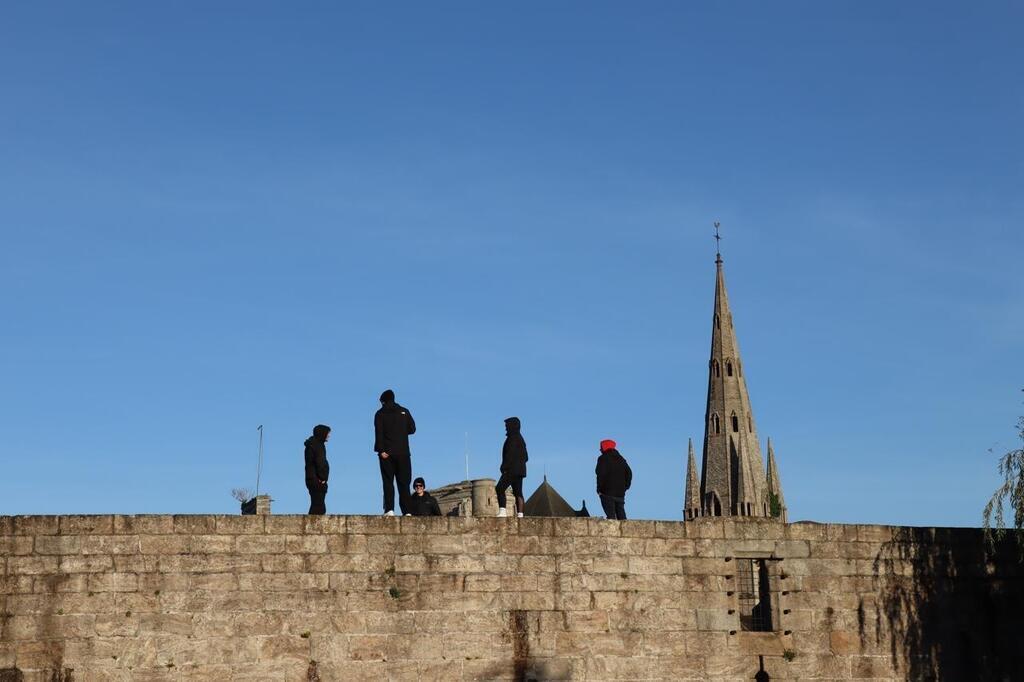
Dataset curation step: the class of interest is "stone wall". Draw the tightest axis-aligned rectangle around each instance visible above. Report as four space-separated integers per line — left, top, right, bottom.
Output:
1 515 1021 681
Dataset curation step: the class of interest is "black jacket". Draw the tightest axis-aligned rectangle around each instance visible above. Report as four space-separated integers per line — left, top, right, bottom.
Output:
596 448 632 498
374 394 416 458
408 492 442 517
304 427 330 489
500 417 528 477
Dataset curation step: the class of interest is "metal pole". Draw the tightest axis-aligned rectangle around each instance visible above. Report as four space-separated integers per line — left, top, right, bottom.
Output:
255 425 264 498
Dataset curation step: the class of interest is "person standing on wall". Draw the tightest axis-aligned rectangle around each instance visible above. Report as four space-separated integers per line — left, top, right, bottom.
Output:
374 389 416 516
304 424 331 515
408 477 442 516
596 439 631 520
496 416 528 518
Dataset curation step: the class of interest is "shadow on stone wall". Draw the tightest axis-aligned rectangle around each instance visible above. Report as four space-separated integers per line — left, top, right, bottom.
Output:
870 527 1023 681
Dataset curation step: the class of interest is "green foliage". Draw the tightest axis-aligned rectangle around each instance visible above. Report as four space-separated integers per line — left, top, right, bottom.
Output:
768 491 783 518
983 407 1024 552
782 649 797 662
388 586 401 599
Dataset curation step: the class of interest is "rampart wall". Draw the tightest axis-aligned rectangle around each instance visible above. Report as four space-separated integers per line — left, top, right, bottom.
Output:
1 515 1021 681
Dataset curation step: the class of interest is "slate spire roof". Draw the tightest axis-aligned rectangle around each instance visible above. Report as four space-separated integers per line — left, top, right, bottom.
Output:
696 243 781 519
684 438 701 520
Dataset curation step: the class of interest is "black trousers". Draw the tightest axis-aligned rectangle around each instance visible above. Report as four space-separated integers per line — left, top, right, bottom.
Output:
307 484 327 515
379 454 412 514
496 473 524 510
599 494 626 520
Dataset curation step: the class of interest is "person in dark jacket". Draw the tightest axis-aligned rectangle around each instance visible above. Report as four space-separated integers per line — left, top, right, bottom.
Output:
596 439 632 520
495 417 528 517
304 424 331 515
408 477 442 516
374 389 416 516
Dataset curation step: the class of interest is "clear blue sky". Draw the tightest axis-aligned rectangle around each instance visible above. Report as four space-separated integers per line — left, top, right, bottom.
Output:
2 2 1021 526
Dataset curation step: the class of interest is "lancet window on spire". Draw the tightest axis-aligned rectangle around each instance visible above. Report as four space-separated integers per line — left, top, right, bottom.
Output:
712 360 721 378
731 412 739 433
711 413 721 434
726 361 734 377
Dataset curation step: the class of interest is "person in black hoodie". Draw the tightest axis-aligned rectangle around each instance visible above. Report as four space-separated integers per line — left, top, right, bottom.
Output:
596 438 631 520
304 424 331 515
408 477 442 516
495 417 528 517
374 389 416 516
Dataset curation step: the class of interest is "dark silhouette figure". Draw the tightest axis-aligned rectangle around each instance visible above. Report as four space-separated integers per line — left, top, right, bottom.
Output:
373 389 416 516
596 439 631 520
304 424 331 515
496 417 528 517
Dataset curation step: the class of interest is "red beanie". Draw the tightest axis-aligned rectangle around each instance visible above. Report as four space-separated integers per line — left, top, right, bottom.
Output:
600 439 616 452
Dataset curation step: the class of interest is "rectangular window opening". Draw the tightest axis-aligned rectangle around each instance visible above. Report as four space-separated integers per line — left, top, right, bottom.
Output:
737 558 773 632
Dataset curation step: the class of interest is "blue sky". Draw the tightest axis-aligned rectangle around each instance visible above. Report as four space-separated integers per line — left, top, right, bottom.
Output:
1 2 1021 526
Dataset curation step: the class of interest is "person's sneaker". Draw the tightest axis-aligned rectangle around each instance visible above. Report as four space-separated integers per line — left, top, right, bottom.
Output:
497 507 508 517
383 510 395 517
516 512 524 518
403 514 412 517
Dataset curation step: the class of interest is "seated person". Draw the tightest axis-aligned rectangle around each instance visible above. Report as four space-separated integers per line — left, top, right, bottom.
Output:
408 477 442 516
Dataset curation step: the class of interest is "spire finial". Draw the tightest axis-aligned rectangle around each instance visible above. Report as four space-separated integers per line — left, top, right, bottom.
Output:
714 221 723 264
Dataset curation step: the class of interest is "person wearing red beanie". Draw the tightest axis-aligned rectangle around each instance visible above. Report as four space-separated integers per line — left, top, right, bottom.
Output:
596 440 632 520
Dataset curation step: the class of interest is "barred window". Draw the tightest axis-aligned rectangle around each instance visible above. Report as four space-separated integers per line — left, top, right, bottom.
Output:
737 558 773 632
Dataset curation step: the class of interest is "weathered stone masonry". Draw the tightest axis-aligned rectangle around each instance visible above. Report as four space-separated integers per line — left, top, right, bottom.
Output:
1 515 1021 681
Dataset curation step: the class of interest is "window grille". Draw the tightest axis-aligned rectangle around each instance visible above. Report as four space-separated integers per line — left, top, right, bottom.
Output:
737 558 773 632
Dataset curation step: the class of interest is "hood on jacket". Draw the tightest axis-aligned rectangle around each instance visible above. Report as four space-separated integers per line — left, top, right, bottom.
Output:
504 417 521 435
311 424 331 442
380 389 395 404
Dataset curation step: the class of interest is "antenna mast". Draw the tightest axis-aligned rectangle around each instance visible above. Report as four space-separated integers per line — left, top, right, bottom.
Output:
464 431 470 483
255 425 264 497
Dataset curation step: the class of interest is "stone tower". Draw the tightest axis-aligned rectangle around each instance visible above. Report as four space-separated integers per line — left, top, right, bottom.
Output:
698 244 771 517
684 438 701 520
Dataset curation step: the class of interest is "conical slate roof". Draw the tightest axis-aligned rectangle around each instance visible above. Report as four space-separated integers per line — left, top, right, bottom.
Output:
523 476 579 518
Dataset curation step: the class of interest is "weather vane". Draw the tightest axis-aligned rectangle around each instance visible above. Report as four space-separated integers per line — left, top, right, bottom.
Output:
714 221 722 262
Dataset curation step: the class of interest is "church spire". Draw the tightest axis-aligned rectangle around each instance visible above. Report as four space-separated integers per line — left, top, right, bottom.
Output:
684 438 701 520
765 438 787 522
699 224 770 518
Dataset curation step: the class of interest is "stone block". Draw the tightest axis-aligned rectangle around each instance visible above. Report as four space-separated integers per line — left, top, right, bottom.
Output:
114 515 174 535
283 534 328 554
516 517 555 536
234 535 286 554
347 634 388 661
551 517 588 537
830 629 861 655
82 534 142 555
12 516 59 535
643 537 696 557
33 534 81 555
8 556 58 575
399 516 447 535
346 515 401 534
302 514 347 534
261 515 303 534
696 608 736 631
256 634 310 663
464 574 501 592
60 515 114 534
213 515 264 534
628 555 682 575
588 518 622 537
140 534 190 555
